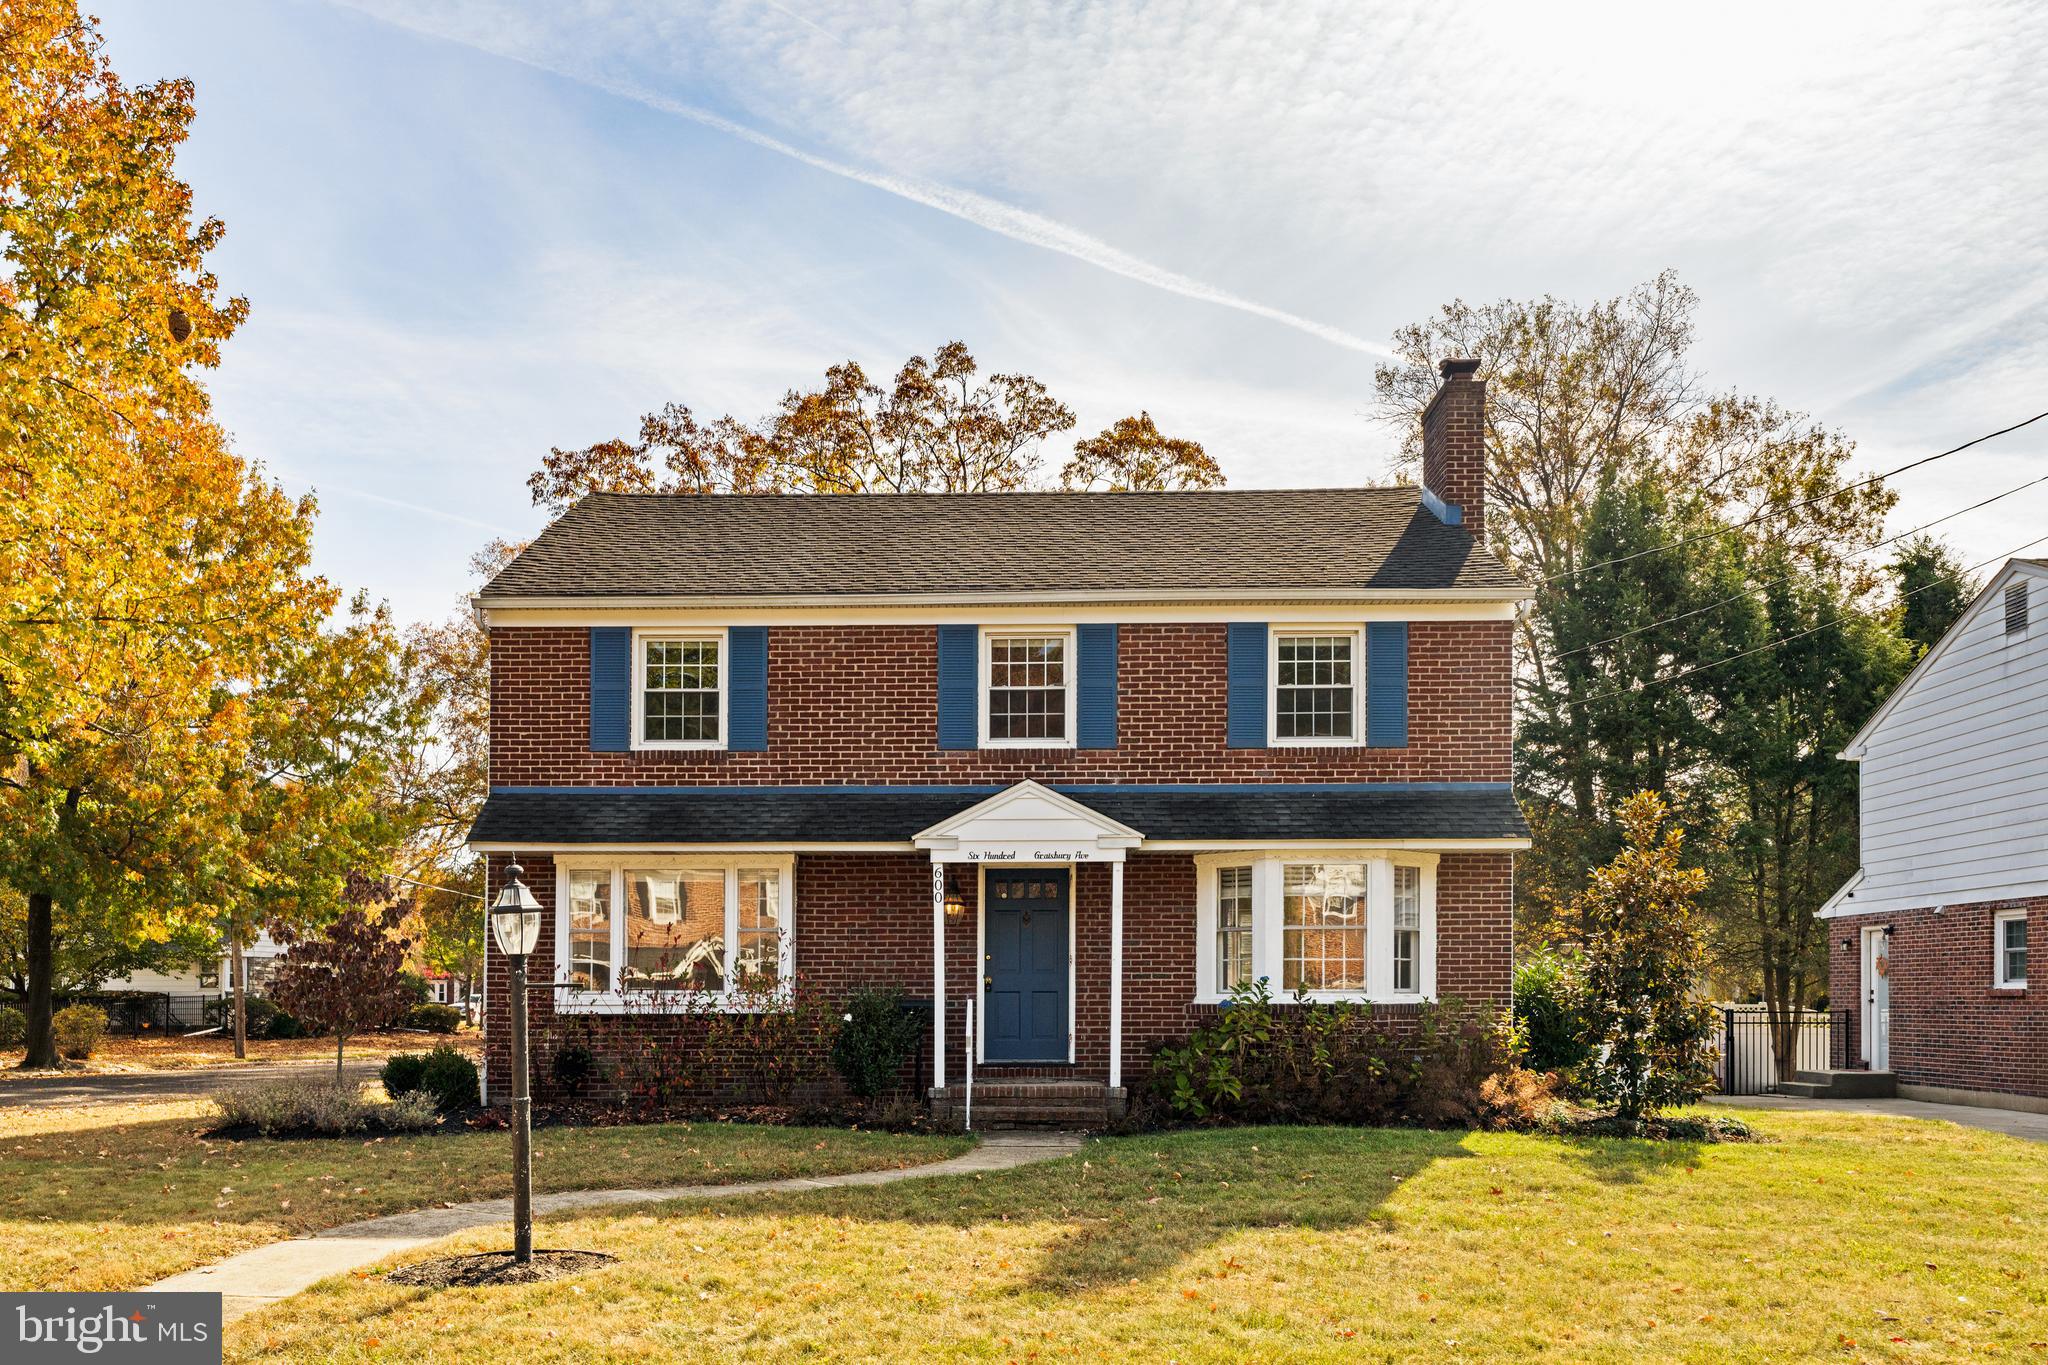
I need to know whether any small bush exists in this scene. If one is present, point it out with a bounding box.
[419,1045,480,1112]
[0,1005,25,1048]
[1513,949,1594,1079]
[382,1091,442,1132]
[398,971,433,1005]
[550,1043,602,1097]
[1476,1066,1563,1129]
[831,987,922,1100]
[402,1003,462,1034]
[381,1051,429,1099]
[217,1080,371,1135]
[52,1004,108,1059]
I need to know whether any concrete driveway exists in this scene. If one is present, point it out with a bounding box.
[1720,1092,2048,1143]
[0,1058,381,1109]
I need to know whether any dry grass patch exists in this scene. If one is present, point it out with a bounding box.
[237,1110,2046,1363]
[0,1098,969,1292]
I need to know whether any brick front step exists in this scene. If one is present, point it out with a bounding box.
[930,1080,1126,1129]
[1780,1069,1897,1099]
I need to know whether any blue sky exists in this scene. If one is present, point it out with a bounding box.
[96,0,2048,625]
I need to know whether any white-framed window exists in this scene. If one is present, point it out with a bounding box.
[1194,852,1437,1003]
[1216,865,1254,992]
[554,854,794,1011]
[633,629,726,749]
[1995,909,2028,988]
[1270,628,1363,745]
[981,628,1077,748]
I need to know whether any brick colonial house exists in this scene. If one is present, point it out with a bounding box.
[1816,558,2045,1111]
[469,359,1532,1122]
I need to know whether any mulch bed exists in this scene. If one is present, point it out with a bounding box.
[385,1250,615,1288]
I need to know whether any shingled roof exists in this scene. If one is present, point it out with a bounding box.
[468,784,1531,846]
[479,488,1527,602]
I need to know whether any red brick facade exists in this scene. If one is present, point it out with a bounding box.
[1828,898,2045,1101]
[482,850,1516,1105]
[488,620,1513,788]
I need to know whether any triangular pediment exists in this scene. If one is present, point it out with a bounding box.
[914,780,1143,857]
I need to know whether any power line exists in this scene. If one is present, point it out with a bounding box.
[1536,409,2048,587]
[1569,532,2048,708]
[1555,469,2048,660]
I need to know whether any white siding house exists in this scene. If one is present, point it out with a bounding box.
[1822,559,2048,920]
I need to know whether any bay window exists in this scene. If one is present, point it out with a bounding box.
[1195,853,1437,1002]
[555,855,793,1009]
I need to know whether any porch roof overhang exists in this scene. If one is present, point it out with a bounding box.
[467,781,1531,852]
[912,779,1142,863]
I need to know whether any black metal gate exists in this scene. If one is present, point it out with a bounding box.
[1718,1007,1852,1095]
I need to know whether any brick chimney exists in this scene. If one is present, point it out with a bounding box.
[1421,357,1485,540]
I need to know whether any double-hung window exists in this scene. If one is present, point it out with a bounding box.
[636,632,724,748]
[1271,630,1361,744]
[983,629,1075,747]
[1282,863,1368,992]
[1216,866,1254,992]
[557,856,793,1009]
[1197,854,1436,1002]
[1996,910,2028,988]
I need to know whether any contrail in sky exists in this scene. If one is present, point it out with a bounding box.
[339,5,1393,358]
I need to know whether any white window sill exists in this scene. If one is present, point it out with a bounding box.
[1192,992,1433,1007]
[553,989,790,1015]
[630,741,727,752]
[1992,982,2028,992]
[1268,737,1365,748]
[979,739,1077,750]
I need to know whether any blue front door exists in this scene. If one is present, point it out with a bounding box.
[983,870,1069,1062]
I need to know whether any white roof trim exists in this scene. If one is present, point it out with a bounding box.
[1839,559,2048,759]
[913,779,1144,852]
[1816,867,1865,919]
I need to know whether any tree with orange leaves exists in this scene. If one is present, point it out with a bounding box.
[531,341,1220,512]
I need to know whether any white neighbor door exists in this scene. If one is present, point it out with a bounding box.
[1861,927,1891,1071]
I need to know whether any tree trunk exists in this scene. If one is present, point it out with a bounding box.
[231,934,247,1059]
[20,891,59,1069]
[336,1031,345,1081]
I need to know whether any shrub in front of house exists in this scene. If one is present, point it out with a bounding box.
[402,1002,462,1034]
[831,986,923,1100]
[1512,948,1594,1084]
[419,1045,480,1111]
[215,1078,440,1136]
[549,1042,604,1097]
[52,1003,108,1059]
[1149,980,1539,1129]
[0,1005,25,1048]
[380,1050,430,1099]
[204,995,306,1040]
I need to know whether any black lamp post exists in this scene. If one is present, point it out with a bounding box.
[490,860,543,1264]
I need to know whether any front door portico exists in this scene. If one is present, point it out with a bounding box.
[915,780,1143,1093]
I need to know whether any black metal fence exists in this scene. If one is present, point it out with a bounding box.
[1716,1006,1853,1095]
[7,992,227,1037]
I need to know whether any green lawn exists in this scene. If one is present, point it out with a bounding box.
[0,1099,970,1293]
[235,1110,2045,1362]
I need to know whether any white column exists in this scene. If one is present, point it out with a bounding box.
[931,860,947,1091]
[1109,858,1126,1091]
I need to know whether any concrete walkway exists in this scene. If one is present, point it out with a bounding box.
[1720,1092,2048,1143]
[147,1130,1083,1324]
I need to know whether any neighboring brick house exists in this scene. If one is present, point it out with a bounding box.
[469,359,1532,1122]
[1818,558,2047,1111]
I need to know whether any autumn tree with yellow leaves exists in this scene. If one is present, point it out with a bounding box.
[0,2,422,1065]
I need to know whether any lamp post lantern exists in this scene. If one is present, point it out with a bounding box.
[490,860,543,1264]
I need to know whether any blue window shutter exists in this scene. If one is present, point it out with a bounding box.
[727,626,768,751]
[589,626,631,752]
[1366,622,1410,747]
[936,625,979,749]
[1226,622,1269,748]
[1076,624,1119,748]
